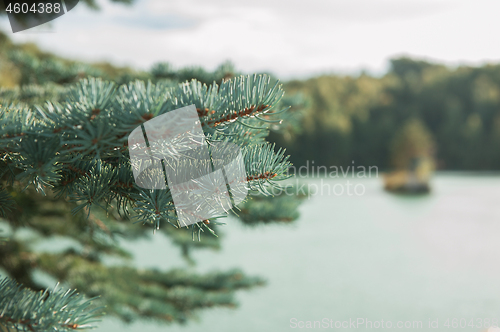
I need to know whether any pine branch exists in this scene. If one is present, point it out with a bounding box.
[0,75,292,233]
[0,277,103,332]
[243,143,292,195]
[0,14,308,332]
[7,50,104,86]
[37,253,264,324]
[237,187,308,225]
[0,189,15,217]
[0,83,68,106]
[0,72,307,328]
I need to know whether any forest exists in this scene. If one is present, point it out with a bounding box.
[272,58,500,171]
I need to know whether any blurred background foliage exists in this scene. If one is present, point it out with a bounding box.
[269,58,500,171]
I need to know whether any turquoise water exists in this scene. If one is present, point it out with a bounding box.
[95,174,500,332]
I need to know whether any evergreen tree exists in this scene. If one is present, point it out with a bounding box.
[0,37,305,330]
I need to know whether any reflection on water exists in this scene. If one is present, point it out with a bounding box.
[96,173,500,332]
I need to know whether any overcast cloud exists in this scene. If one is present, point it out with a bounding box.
[2,0,499,78]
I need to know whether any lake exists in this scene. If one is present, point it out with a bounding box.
[95,174,500,332]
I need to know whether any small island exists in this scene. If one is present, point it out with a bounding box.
[383,119,435,194]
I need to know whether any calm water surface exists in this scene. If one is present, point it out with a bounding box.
[95,174,500,332]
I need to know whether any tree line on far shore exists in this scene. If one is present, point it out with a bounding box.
[269,58,500,171]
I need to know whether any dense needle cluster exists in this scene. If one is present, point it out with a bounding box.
[0,66,306,330]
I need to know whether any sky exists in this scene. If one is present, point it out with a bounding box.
[2,0,500,79]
